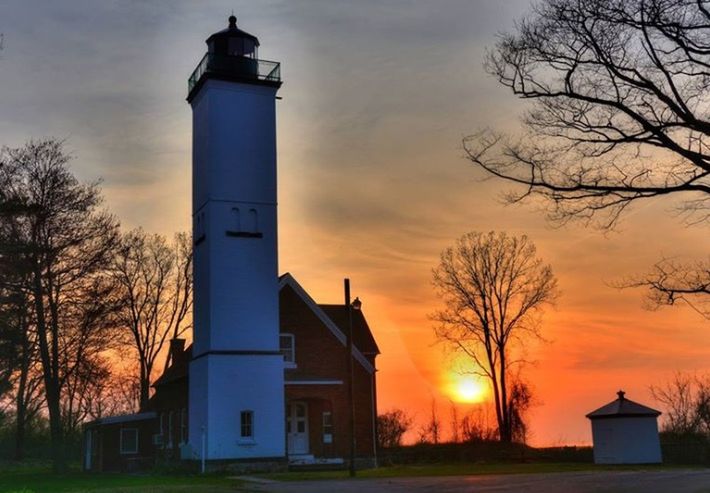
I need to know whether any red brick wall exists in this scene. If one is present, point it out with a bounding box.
[281,285,377,458]
[85,417,157,472]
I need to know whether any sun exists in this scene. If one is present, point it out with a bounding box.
[449,375,488,404]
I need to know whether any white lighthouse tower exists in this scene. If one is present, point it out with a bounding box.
[187,16,284,462]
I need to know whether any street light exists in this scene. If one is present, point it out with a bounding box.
[344,279,361,477]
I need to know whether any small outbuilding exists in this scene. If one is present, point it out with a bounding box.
[586,390,662,464]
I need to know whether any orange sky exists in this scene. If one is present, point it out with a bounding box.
[1,0,708,446]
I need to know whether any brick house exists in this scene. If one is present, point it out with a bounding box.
[83,273,379,472]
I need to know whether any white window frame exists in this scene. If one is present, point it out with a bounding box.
[240,410,254,440]
[280,333,296,368]
[119,428,139,455]
[322,411,333,444]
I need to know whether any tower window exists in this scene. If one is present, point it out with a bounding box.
[231,207,241,231]
[248,208,258,233]
[279,334,295,366]
[240,410,254,438]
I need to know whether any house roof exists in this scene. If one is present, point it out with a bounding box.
[586,391,661,419]
[153,273,380,388]
[318,305,380,356]
[86,411,157,427]
[152,346,192,388]
[278,273,377,374]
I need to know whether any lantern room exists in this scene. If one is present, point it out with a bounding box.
[187,15,281,100]
[206,15,260,59]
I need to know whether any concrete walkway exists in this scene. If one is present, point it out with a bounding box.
[245,469,710,493]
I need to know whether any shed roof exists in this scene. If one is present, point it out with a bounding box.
[586,391,661,419]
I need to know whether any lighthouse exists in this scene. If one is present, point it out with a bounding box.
[187,16,284,462]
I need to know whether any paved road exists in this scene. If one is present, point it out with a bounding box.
[246,470,710,493]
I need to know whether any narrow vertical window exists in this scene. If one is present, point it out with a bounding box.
[159,413,166,448]
[323,412,333,444]
[168,411,174,447]
[248,208,258,233]
[231,207,241,231]
[240,410,254,438]
[180,408,188,444]
[279,334,295,366]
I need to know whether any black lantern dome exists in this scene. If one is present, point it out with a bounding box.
[187,15,281,101]
[206,15,260,59]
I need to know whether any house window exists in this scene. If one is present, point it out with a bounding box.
[167,411,174,447]
[280,334,295,366]
[159,413,166,448]
[180,408,188,444]
[240,410,254,439]
[323,412,333,444]
[120,428,139,455]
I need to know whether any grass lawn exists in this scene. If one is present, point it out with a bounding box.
[0,464,247,493]
[258,461,703,482]
[1,461,703,492]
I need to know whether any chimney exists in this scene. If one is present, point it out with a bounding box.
[617,390,626,401]
[169,338,186,365]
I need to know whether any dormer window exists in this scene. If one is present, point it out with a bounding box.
[280,334,295,368]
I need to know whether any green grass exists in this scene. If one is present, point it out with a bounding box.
[0,465,246,493]
[1,461,705,492]
[258,462,705,481]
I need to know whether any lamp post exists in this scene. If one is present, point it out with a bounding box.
[344,279,361,477]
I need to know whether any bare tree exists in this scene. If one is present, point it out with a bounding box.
[432,231,557,443]
[417,399,442,444]
[650,372,710,435]
[465,0,710,311]
[377,408,413,449]
[112,229,192,409]
[461,405,498,442]
[508,380,533,444]
[449,401,460,443]
[0,139,120,471]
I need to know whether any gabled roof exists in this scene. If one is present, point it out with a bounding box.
[279,273,377,374]
[152,273,379,388]
[586,391,661,419]
[318,305,380,355]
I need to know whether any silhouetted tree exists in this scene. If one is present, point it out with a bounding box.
[112,229,192,409]
[417,399,441,444]
[432,232,557,443]
[377,409,413,449]
[461,405,498,442]
[508,380,533,444]
[449,401,460,443]
[466,0,710,314]
[651,372,710,435]
[0,139,120,471]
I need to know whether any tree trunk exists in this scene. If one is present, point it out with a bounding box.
[498,350,512,443]
[14,319,29,461]
[139,359,151,411]
[32,265,66,473]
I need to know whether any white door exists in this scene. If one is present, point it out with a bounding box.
[287,402,309,455]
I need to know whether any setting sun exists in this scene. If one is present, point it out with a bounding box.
[449,376,488,404]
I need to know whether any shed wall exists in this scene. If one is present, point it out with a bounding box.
[591,416,662,464]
